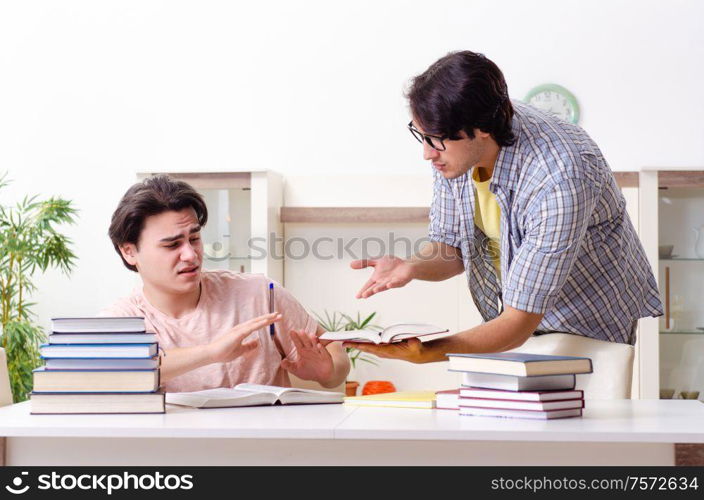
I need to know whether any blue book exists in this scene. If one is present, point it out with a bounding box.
[446,352,593,376]
[39,343,158,359]
[44,357,159,370]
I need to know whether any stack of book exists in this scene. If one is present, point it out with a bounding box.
[30,317,165,414]
[447,352,593,420]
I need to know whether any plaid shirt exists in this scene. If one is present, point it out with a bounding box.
[429,101,663,345]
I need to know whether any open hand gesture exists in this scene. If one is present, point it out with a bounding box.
[350,256,414,299]
[281,329,334,382]
[208,312,281,363]
[342,338,425,363]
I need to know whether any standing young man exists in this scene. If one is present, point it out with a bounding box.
[349,51,662,365]
[102,175,349,392]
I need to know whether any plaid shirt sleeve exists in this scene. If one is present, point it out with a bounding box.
[503,177,600,314]
[428,170,462,248]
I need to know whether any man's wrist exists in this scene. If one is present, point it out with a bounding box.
[417,342,444,363]
[404,258,419,281]
[417,334,460,363]
[317,372,340,388]
[203,342,219,365]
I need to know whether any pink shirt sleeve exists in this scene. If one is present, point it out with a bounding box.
[271,280,319,359]
[97,298,142,318]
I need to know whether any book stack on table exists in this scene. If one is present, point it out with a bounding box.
[30,317,165,414]
[446,352,593,419]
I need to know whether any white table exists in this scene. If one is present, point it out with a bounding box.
[1,400,703,465]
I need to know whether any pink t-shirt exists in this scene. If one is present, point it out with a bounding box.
[99,270,318,393]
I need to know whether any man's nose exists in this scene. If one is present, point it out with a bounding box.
[422,141,439,161]
[181,241,197,261]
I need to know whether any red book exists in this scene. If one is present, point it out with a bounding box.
[459,396,584,412]
[460,406,583,420]
[460,387,583,402]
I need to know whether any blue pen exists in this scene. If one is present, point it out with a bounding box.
[269,282,275,336]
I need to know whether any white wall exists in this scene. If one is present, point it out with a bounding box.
[1,1,702,388]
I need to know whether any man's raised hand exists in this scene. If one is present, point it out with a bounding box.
[350,256,414,299]
[207,312,281,363]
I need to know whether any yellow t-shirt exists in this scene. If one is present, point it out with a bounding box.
[472,168,501,279]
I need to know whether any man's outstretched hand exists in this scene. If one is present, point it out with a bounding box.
[350,256,414,299]
[342,338,427,363]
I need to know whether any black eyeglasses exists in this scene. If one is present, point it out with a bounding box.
[407,121,448,151]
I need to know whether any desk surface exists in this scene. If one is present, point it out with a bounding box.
[1,400,703,443]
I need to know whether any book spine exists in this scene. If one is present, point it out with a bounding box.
[157,352,162,390]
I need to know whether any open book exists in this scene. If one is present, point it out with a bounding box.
[165,383,344,408]
[320,323,449,344]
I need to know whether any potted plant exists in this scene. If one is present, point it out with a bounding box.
[313,310,379,396]
[0,173,78,402]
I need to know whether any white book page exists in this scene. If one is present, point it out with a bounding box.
[234,383,289,397]
[320,324,448,344]
[319,330,381,343]
[235,384,343,405]
[235,383,334,397]
[380,324,449,343]
[165,388,275,407]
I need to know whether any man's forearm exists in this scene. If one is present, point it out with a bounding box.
[319,344,350,388]
[316,325,350,388]
[160,345,214,384]
[408,241,464,281]
[420,307,543,362]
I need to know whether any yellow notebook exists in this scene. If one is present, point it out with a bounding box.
[344,391,436,409]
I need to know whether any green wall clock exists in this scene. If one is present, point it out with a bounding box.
[524,83,580,124]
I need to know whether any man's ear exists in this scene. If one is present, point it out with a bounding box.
[119,243,138,267]
[474,128,492,140]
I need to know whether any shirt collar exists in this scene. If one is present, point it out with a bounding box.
[490,100,524,192]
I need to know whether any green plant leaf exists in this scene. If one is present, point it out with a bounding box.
[314,309,382,369]
[0,172,78,402]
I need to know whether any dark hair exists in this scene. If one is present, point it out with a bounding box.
[109,175,208,272]
[406,51,516,147]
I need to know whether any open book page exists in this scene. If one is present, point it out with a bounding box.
[320,323,449,344]
[235,383,328,397]
[165,387,277,408]
[235,383,344,405]
[380,324,449,343]
[318,329,381,343]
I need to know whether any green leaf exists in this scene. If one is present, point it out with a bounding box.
[314,309,382,369]
[0,171,78,402]
[2,320,44,402]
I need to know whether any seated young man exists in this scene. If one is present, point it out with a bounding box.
[101,175,349,393]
